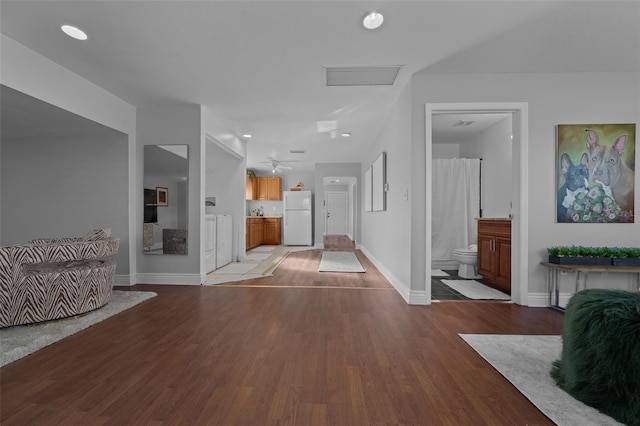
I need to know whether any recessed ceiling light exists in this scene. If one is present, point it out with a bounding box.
[341,132,352,137]
[362,11,384,30]
[61,24,88,40]
[243,134,252,139]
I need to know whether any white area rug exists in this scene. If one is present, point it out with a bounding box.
[431,269,449,277]
[1,290,157,367]
[441,279,510,300]
[319,251,365,273]
[245,253,271,261]
[214,263,257,274]
[460,334,622,426]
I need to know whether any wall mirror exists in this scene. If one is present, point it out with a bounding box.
[143,145,189,254]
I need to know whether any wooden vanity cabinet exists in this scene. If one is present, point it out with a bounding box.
[476,219,512,294]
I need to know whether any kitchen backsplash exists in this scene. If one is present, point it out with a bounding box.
[248,200,283,216]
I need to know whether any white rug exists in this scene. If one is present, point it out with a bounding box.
[214,262,257,274]
[460,334,622,426]
[431,269,449,277]
[441,279,510,300]
[0,290,157,367]
[319,251,365,273]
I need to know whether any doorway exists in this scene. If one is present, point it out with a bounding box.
[322,176,357,242]
[326,191,348,235]
[425,102,529,306]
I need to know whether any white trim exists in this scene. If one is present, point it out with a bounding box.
[527,292,551,308]
[314,243,325,249]
[136,273,202,285]
[409,290,429,305]
[114,274,135,286]
[359,245,414,304]
[425,102,529,306]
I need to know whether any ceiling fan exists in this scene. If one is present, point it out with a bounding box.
[260,158,295,173]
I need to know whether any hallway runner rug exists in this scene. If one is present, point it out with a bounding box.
[441,279,510,300]
[319,251,366,273]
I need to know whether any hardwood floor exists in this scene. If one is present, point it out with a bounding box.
[1,238,564,425]
[323,235,356,251]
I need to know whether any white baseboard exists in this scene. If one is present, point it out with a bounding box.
[114,274,135,286]
[358,245,419,304]
[135,273,202,285]
[314,243,324,249]
[409,290,429,305]
[526,292,550,307]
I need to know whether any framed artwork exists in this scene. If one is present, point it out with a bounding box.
[556,123,635,223]
[364,166,372,212]
[156,187,169,206]
[372,152,387,212]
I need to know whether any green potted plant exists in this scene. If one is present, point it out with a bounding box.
[611,247,640,267]
[547,245,613,265]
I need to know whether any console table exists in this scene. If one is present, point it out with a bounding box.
[541,262,640,310]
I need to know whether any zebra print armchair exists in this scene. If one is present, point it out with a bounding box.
[0,229,119,327]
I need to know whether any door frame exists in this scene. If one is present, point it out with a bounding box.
[425,102,529,306]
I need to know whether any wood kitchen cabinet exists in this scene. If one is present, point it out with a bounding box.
[246,218,264,250]
[246,175,257,200]
[476,219,512,294]
[256,177,282,201]
[262,218,281,245]
[246,217,281,249]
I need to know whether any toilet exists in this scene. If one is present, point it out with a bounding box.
[453,244,481,279]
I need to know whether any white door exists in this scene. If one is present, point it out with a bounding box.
[326,191,348,235]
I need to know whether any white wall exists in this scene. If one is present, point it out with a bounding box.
[201,111,247,267]
[2,135,130,274]
[137,105,202,282]
[411,71,640,303]
[1,34,137,284]
[460,117,513,218]
[359,83,415,303]
[432,143,461,159]
[205,139,245,262]
[314,163,361,248]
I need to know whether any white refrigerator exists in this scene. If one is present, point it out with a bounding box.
[283,190,312,246]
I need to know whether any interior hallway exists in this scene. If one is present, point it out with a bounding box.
[206,235,361,286]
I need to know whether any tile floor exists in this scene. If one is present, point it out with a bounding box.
[431,269,472,301]
[205,244,314,284]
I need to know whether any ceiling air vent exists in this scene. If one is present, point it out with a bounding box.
[289,150,306,154]
[453,120,474,127]
[325,65,402,86]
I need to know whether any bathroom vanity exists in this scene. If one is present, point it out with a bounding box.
[476,218,512,294]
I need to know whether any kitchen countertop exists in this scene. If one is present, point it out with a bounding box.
[246,215,282,218]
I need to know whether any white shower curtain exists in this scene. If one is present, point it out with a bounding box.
[431,158,481,268]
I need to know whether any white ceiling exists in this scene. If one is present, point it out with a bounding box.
[1,1,638,172]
